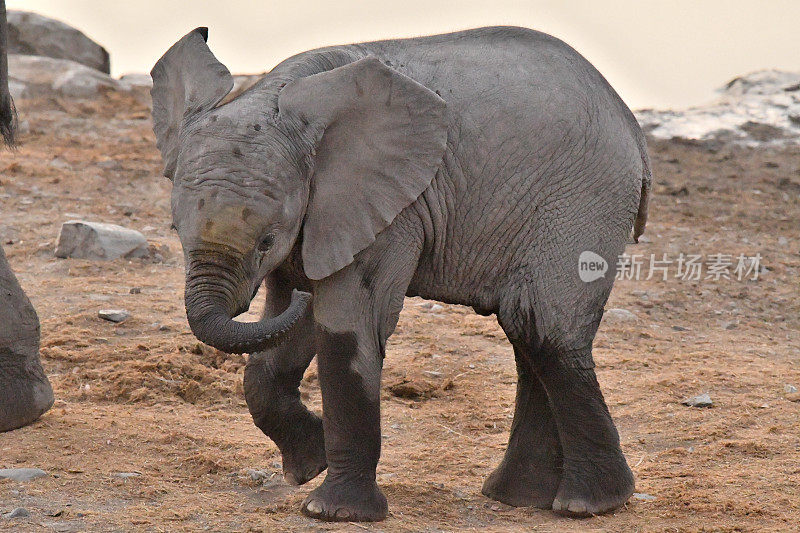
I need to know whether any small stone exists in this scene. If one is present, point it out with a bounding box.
[0,468,48,482]
[420,301,444,312]
[3,508,30,519]
[785,384,797,393]
[113,472,141,479]
[672,325,689,331]
[98,309,129,323]
[604,308,638,322]
[246,469,269,482]
[423,370,443,378]
[722,321,738,330]
[633,493,656,501]
[129,287,142,294]
[682,393,713,408]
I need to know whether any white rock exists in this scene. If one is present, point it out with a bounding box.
[785,384,798,393]
[117,73,152,90]
[0,468,48,482]
[3,507,30,519]
[9,55,119,99]
[636,70,800,147]
[682,393,713,408]
[98,309,130,323]
[8,10,110,73]
[113,472,141,479]
[55,220,148,260]
[604,308,638,322]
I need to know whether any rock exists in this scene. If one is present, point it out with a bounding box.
[8,11,110,73]
[419,301,444,312]
[636,70,800,147]
[682,393,713,408]
[245,469,270,482]
[9,55,119,100]
[633,493,657,501]
[117,73,154,109]
[2,507,30,519]
[604,308,638,322]
[0,468,48,482]
[98,309,130,323]
[672,325,690,331]
[785,384,798,393]
[113,472,141,479]
[55,221,148,260]
[117,73,152,90]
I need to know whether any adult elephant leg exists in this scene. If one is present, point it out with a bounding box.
[536,347,634,516]
[301,219,421,522]
[482,343,563,508]
[0,245,54,432]
[243,271,325,485]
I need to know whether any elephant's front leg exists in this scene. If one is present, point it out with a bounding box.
[302,325,387,521]
[301,228,419,522]
[243,272,326,485]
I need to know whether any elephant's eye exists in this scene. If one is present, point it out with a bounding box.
[258,234,275,253]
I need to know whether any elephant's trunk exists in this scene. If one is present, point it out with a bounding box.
[184,254,311,354]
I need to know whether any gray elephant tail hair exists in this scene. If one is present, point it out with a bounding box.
[632,141,651,243]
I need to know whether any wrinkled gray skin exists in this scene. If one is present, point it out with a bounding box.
[0,0,55,432]
[151,26,651,522]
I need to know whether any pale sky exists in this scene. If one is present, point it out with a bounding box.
[7,0,800,110]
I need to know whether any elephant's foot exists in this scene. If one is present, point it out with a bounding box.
[278,413,327,485]
[482,458,561,508]
[0,360,54,433]
[551,454,634,517]
[301,473,388,522]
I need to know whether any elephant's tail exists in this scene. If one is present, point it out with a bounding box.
[632,139,651,243]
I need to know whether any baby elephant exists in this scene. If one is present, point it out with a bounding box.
[150,26,650,521]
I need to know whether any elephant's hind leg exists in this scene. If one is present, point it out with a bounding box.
[482,320,563,507]
[243,272,326,485]
[536,347,634,517]
[493,285,634,516]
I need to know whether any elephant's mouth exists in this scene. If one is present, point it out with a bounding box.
[184,252,311,354]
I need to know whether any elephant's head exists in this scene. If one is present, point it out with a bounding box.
[150,28,447,353]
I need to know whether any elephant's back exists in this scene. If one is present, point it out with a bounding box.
[364,28,647,309]
[358,26,641,141]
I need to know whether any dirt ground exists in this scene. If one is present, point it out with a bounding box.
[1,91,798,532]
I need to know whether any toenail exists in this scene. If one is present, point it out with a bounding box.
[305,500,323,514]
[334,508,351,519]
[552,498,564,511]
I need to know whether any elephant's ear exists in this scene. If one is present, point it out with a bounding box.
[150,28,233,179]
[278,57,447,280]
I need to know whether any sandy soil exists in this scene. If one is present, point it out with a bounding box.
[1,91,798,532]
